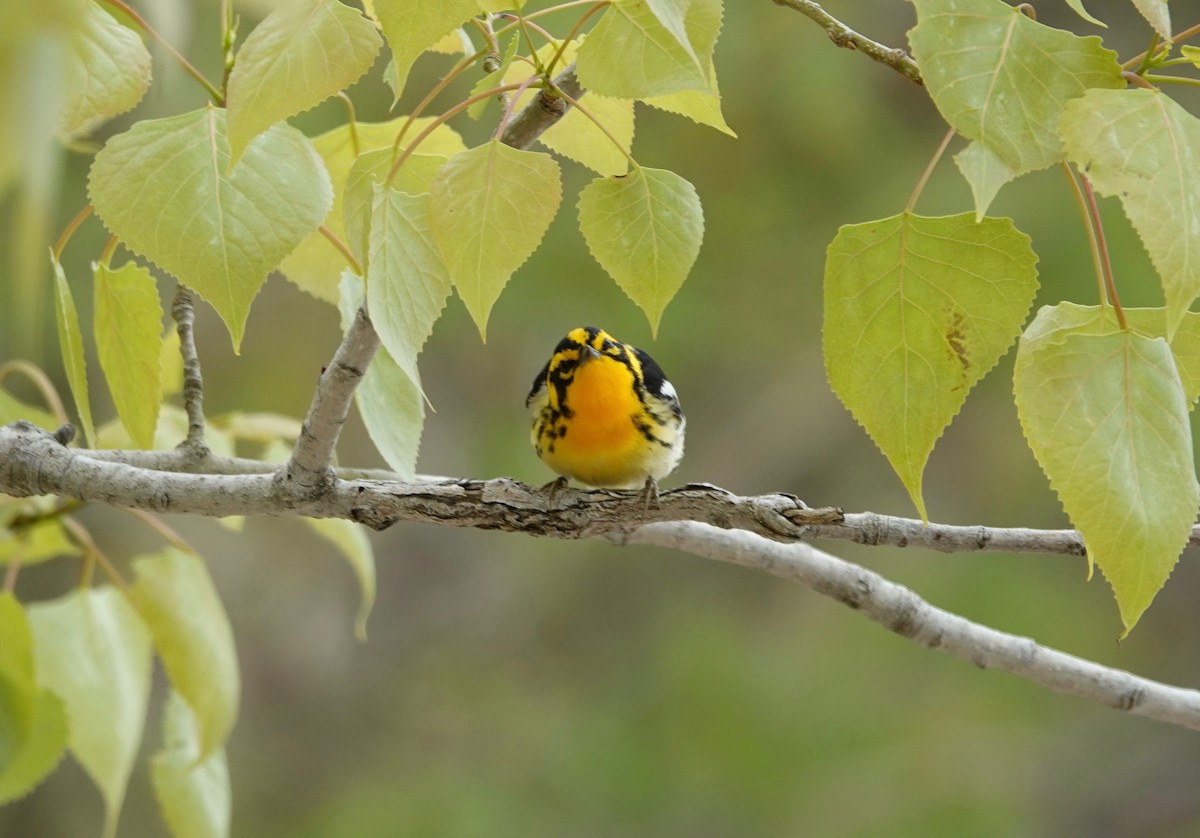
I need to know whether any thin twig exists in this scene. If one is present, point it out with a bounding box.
[98,0,224,103]
[772,0,923,85]
[172,285,209,451]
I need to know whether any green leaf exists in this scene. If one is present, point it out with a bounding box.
[280,117,464,302]
[50,251,96,446]
[577,167,703,336]
[1062,0,1106,27]
[60,0,152,139]
[339,272,424,478]
[226,0,381,164]
[372,0,479,101]
[0,517,80,566]
[367,186,451,396]
[344,150,447,263]
[94,261,164,450]
[429,141,562,339]
[640,0,733,136]
[467,33,519,121]
[503,40,635,176]
[161,328,183,397]
[954,141,1018,220]
[824,212,1039,520]
[151,691,231,838]
[88,107,333,351]
[908,0,1123,178]
[1183,45,1200,68]
[1014,305,1198,634]
[577,0,710,99]
[131,548,239,762]
[1131,0,1170,40]
[307,517,377,642]
[0,593,68,806]
[1061,89,1200,340]
[28,588,152,838]
[0,388,58,431]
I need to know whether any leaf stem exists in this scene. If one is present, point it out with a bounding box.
[1061,162,1110,315]
[390,48,490,161]
[64,517,132,595]
[98,0,224,104]
[492,74,544,142]
[318,225,364,276]
[0,361,70,426]
[1082,173,1127,330]
[337,93,360,157]
[52,204,94,261]
[552,85,637,170]
[121,508,196,554]
[523,0,605,21]
[1143,74,1200,88]
[905,126,955,213]
[98,235,119,269]
[1123,23,1200,69]
[386,83,527,187]
[545,1,610,78]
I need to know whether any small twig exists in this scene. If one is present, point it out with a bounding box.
[772,0,923,85]
[172,285,209,451]
[500,64,582,149]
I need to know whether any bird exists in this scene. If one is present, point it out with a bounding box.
[526,326,685,492]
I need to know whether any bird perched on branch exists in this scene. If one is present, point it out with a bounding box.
[526,326,685,493]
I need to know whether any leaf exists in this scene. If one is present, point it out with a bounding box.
[28,588,152,838]
[372,0,479,101]
[60,0,152,139]
[1131,0,1170,40]
[1062,0,1106,27]
[577,166,703,336]
[640,0,734,136]
[50,251,96,446]
[307,517,377,642]
[1014,305,1198,633]
[954,141,1018,220]
[88,107,333,351]
[94,261,164,450]
[502,40,635,176]
[279,116,464,302]
[824,212,1039,520]
[1061,89,1200,340]
[131,549,239,762]
[0,593,68,806]
[339,272,424,478]
[0,388,58,431]
[344,150,447,263]
[161,328,183,397]
[226,0,382,164]
[1183,45,1200,68]
[908,0,1123,178]
[151,691,231,838]
[429,141,562,339]
[0,518,80,566]
[576,0,710,99]
[367,186,451,396]
[467,33,519,121]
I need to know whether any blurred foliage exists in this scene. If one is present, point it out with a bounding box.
[4,0,1200,835]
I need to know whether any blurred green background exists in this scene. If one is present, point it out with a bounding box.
[4,0,1200,835]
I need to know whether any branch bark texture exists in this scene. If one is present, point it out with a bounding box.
[773,0,923,84]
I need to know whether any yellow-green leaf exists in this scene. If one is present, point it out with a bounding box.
[132,549,239,762]
[1061,89,1200,339]
[1014,305,1198,634]
[50,251,95,446]
[280,117,464,302]
[372,0,479,101]
[0,388,58,432]
[502,40,635,176]
[824,213,1039,520]
[307,517,377,642]
[577,166,703,336]
[151,691,231,838]
[94,261,164,450]
[226,0,382,164]
[88,107,333,351]
[0,517,80,566]
[0,593,68,806]
[28,588,151,838]
[640,0,734,136]
[161,328,183,397]
[1062,0,1106,27]
[577,0,710,99]
[344,150,447,263]
[429,142,562,339]
[339,272,424,478]
[909,0,1123,178]
[367,186,451,396]
[60,0,152,139]
[954,141,1018,220]
[1131,0,1170,40]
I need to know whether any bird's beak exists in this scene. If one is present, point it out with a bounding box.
[578,344,602,366]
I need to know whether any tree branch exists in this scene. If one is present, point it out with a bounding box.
[772,0,923,85]
[171,285,207,454]
[279,62,586,497]
[4,419,1198,731]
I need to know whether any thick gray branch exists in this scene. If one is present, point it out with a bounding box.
[500,65,582,150]
[773,0,923,85]
[171,285,207,452]
[4,420,1199,732]
[631,523,1200,731]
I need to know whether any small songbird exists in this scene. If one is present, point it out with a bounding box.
[526,326,685,490]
